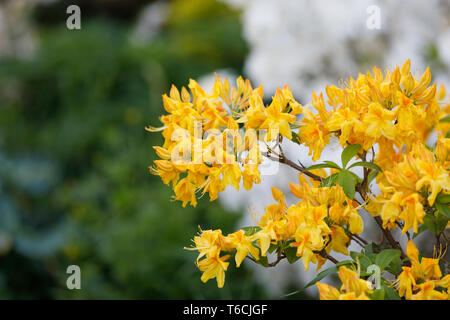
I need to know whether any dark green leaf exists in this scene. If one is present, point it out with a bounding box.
[439,115,450,123]
[285,246,301,264]
[336,170,356,199]
[348,161,382,172]
[436,193,450,204]
[268,243,278,254]
[305,163,339,171]
[255,255,269,267]
[283,261,354,297]
[424,214,448,235]
[367,170,379,185]
[368,288,385,300]
[242,226,262,236]
[383,284,401,300]
[375,249,401,271]
[386,258,403,276]
[319,173,339,187]
[323,161,342,170]
[349,171,363,183]
[435,201,450,218]
[341,144,362,168]
[291,131,302,145]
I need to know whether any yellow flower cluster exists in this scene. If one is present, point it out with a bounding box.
[317,266,372,300]
[149,60,450,298]
[367,140,450,233]
[395,241,449,300]
[322,60,441,156]
[186,228,260,288]
[188,177,365,285]
[148,76,302,207]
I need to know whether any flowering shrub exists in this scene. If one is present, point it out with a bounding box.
[148,60,450,300]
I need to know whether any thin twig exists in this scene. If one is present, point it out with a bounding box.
[262,151,323,182]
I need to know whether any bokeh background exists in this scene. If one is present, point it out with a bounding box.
[0,0,268,299]
[0,0,449,299]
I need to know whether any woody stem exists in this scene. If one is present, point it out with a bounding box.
[356,186,407,260]
[261,152,323,182]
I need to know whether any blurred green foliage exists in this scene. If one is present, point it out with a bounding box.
[0,0,267,299]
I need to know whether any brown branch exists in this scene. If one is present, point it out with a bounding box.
[356,184,407,261]
[319,250,339,264]
[247,253,286,268]
[262,151,323,182]
[352,233,369,246]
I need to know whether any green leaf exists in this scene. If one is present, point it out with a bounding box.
[349,171,363,184]
[364,242,380,255]
[348,161,382,172]
[336,170,356,199]
[367,170,379,185]
[424,214,448,235]
[375,249,401,271]
[383,285,401,300]
[242,226,262,236]
[268,243,278,254]
[285,246,301,264]
[386,258,403,276]
[350,251,373,271]
[305,163,339,171]
[341,144,362,168]
[436,193,450,204]
[439,115,450,123]
[319,173,339,187]
[291,131,302,145]
[435,201,450,218]
[283,261,354,297]
[368,288,385,300]
[255,255,269,267]
[323,161,342,170]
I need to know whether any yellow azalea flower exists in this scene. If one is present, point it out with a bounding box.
[201,167,223,202]
[227,230,260,267]
[291,225,325,270]
[411,281,448,300]
[258,187,287,227]
[236,93,267,129]
[338,292,371,300]
[338,266,372,297]
[395,241,448,299]
[396,267,416,299]
[435,134,450,164]
[399,193,425,234]
[242,163,261,191]
[415,158,450,206]
[436,275,450,289]
[420,257,442,280]
[173,177,198,208]
[197,247,230,288]
[259,89,297,140]
[357,102,396,140]
[326,107,361,145]
[149,160,180,186]
[317,266,372,300]
[253,226,277,257]
[327,226,350,255]
[220,162,242,191]
[317,283,341,300]
[298,107,329,161]
[158,62,450,299]
[188,229,230,262]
